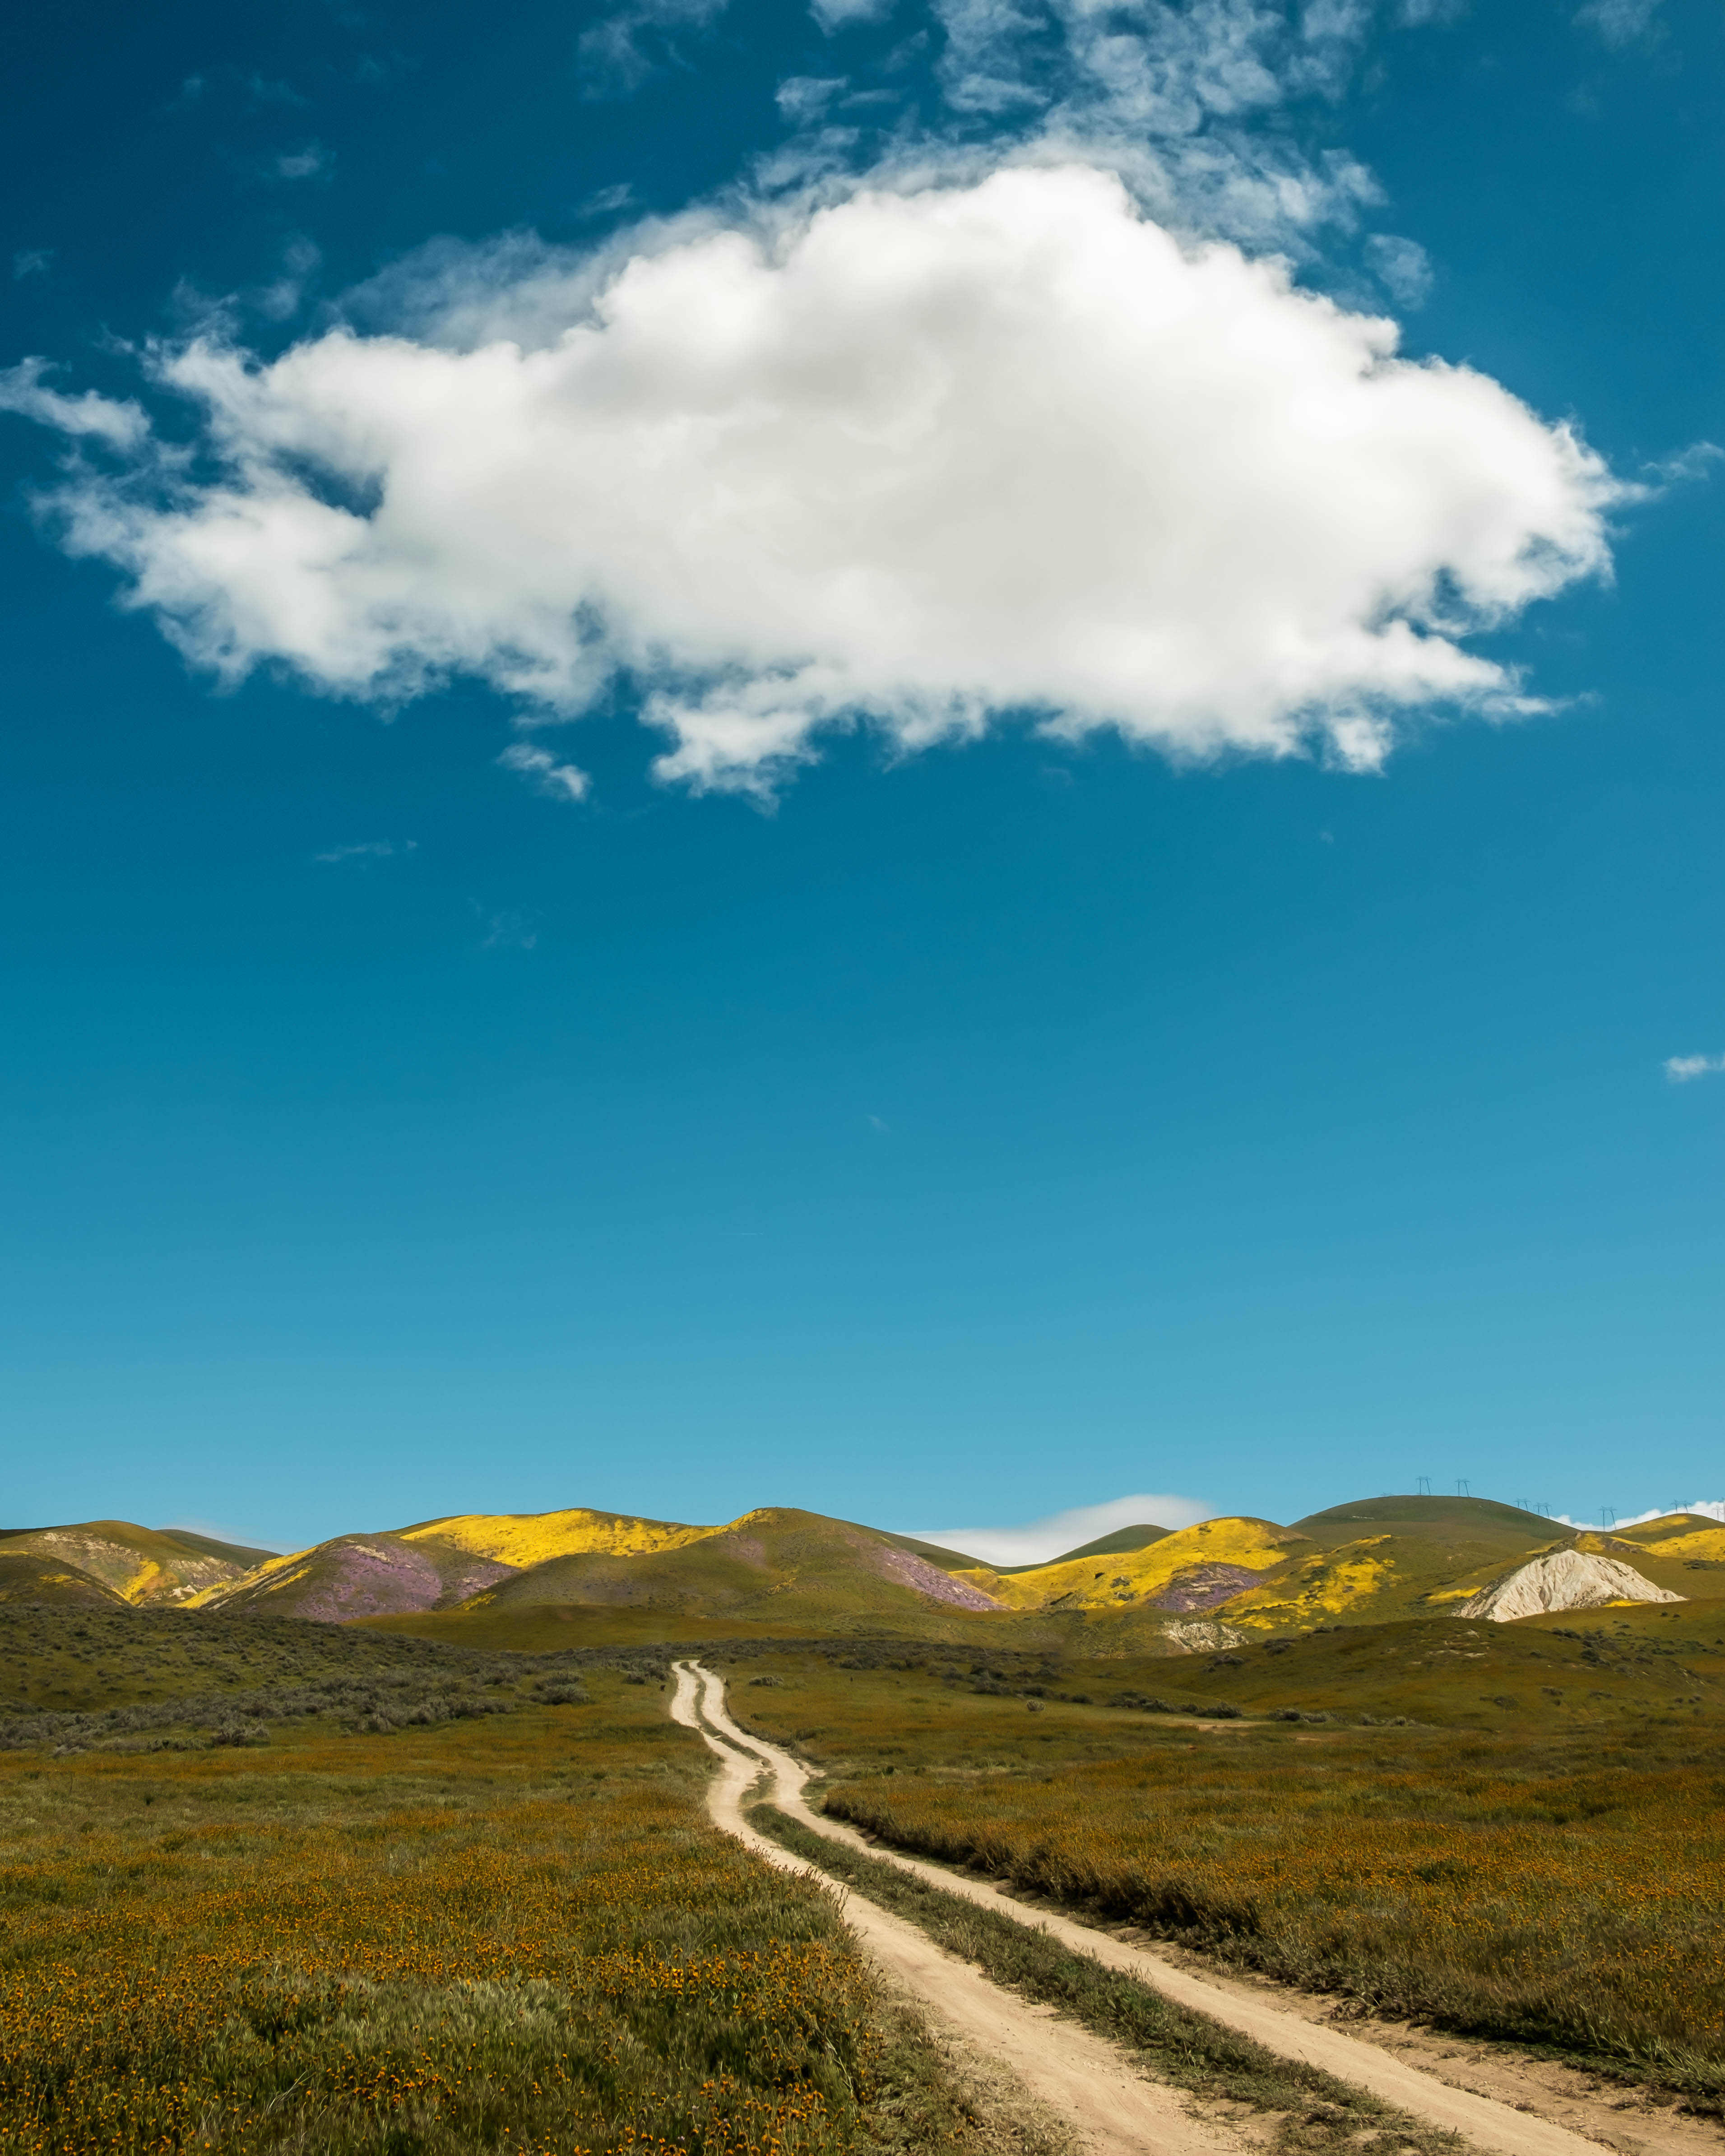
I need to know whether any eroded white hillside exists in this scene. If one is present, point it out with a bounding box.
[1459,1549,1682,1622]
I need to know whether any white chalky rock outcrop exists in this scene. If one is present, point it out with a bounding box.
[1459,1549,1683,1622]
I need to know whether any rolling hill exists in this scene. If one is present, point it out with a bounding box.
[468,1508,1001,1625]
[186,1505,714,1621]
[956,1516,1308,1615]
[0,1521,275,1607]
[187,1504,1003,1628]
[0,1549,130,1608]
[9,1495,1718,1651]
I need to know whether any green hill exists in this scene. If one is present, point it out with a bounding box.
[1063,1592,1725,1727]
[472,1508,1005,1629]
[193,1530,524,1622]
[1291,1495,1558,1548]
[1013,1523,1172,1572]
[8,1493,1705,1655]
[0,1521,268,1606]
[875,1531,989,1573]
[0,1550,129,1609]
[190,1505,724,1621]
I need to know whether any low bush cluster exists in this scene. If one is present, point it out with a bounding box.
[1,1671,519,1754]
[1113,1694,1243,1718]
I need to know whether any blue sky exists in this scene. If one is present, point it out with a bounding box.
[1,0,1721,1555]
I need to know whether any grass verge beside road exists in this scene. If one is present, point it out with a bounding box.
[723,1645,1725,2105]
[749,1802,1462,2156]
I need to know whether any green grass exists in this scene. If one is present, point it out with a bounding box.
[715,1603,1725,1737]
[0,1668,1034,2156]
[749,1803,1463,2156]
[716,1646,1725,2100]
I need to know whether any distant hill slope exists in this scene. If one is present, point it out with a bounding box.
[23,1493,1709,1647]
[1025,1523,1172,1569]
[189,1533,523,1622]
[957,1516,1307,1614]
[190,1504,723,1621]
[877,1522,1174,1577]
[154,1527,278,1567]
[875,1531,990,1573]
[0,1550,130,1608]
[470,1509,1002,1625]
[943,1498,1700,1642]
[191,1505,1002,1627]
[0,1521,264,1606]
[395,1508,713,1567]
[1182,1495,1586,1638]
[1291,1496,1559,1549]
[1610,1515,1725,1596]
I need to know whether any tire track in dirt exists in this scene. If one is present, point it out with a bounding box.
[680,1660,1616,2156]
[670,1659,1248,2156]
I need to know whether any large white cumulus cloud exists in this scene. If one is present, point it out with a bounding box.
[7,165,1619,790]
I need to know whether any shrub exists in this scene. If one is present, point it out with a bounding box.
[210,1718,270,1748]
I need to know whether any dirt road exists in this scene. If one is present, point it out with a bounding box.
[670,1659,1245,2156]
[674,1658,1621,2156]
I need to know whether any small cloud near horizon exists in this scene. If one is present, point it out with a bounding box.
[1554,1498,1725,1530]
[903,1491,1214,1568]
[1666,1052,1725,1082]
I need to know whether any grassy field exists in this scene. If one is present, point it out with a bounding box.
[0,1649,1032,2156]
[748,1804,1466,2156]
[722,1625,1725,2101]
[9,1595,1725,2150]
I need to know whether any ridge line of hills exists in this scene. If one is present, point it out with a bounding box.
[4,1495,1722,1653]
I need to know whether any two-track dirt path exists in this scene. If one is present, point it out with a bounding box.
[671,1659,1244,2156]
[672,1658,1632,2156]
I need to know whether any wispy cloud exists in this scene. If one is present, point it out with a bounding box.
[479,909,538,950]
[313,839,415,863]
[776,76,849,123]
[499,742,591,801]
[0,358,148,450]
[272,142,334,182]
[904,1491,1215,1567]
[810,0,897,32]
[171,69,305,115]
[577,0,730,97]
[12,248,52,282]
[255,237,321,322]
[577,182,637,219]
[1666,1052,1725,1083]
[1574,0,1661,47]
[1363,233,1432,309]
[1644,441,1723,486]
